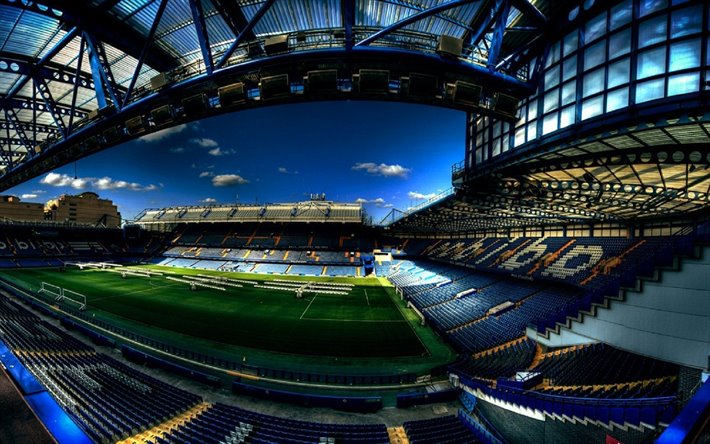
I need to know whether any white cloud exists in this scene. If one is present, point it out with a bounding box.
[190,137,219,148]
[31,190,46,194]
[169,147,185,153]
[408,191,437,200]
[138,124,189,143]
[277,167,299,175]
[199,171,214,178]
[352,162,411,178]
[200,198,217,203]
[40,173,159,192]
[208,147,236,156]
[212,174,249,187]
[21,193,38,199]
[355,197,388,207]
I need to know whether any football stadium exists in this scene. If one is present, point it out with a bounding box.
[0,1,708,443]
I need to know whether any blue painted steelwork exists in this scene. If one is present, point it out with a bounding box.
[32,76,67,137]
[84,32,121,110]
[355,0,481,47]
[189,0,214,75]
[122,0,169,107]
[486,0,510,70]
[215,0,278,69]
[656,377,710,444]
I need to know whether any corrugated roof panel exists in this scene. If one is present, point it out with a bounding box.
[48,36,83,70]
[155,0,193,36]
[0,6,23,50]
[402,3,479,38]
[4,11,61,58]
[160,25,200,61]
[0,73,21,95]
[204,13,236,51]
[35,27,69,60]
[113,0,155,23]
[125,0,160,37]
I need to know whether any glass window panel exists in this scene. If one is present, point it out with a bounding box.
[563,32,578,57]
[610,0,633,30]
[671,6,702,38]
[668,72,699,95]
[528,99,538,120]
[608,58,630,88]
[559,105,575,128]
[636,78,666,102]
[639,0,667,17]
[561,81,576,106]
[609,29,631,59]
[637,47,667,79]
[516,105,526,127]
[544,88,559,113]
[585,13,607,44]
[584,41,606,71]
[542,113,559,135]
[547,41,561,67]
[563,56,577,81]
[639,15,668,48]
[545,64,561,89]
[583,68,605,97]
[606,87,629,112]
[514,127,525,147]
[581,96,604,120]
[527,122,537,141]
[669,39,701,71]
[493,121,502,137]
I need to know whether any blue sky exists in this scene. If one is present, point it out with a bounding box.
[7,101,465,223]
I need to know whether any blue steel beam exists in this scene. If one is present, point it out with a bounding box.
[189,0,214,74]
[215,0,277,69]
[84,32,121,110]
[0,54,97,91]
[511,0,546,25]
[342,0,355,50]
[356,0,480,47]
[3,98,88,119]
[486,0,510,69]
[211,0,263,56]
[33,77,67,137]
[68,35,86,134]
[4,109,32,157]
[123,0,169,107]
[0,27,79,109]
[0,121,61,136]
[0,0,177,72]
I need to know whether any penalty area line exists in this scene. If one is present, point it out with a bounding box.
[299,295,317,319]
[364,289,370,306]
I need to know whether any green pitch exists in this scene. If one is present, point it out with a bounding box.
[1,265,455,376]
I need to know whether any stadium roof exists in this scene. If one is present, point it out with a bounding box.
[135,200,363,225]
[0,0,553,189]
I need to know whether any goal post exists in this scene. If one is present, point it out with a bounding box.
[38,282,62,300]
[62,288,87,311]
[39,282,87,310]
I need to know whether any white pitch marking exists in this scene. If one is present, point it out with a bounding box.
[299,295,318,319]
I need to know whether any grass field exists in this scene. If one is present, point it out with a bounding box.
[0,265,455,376]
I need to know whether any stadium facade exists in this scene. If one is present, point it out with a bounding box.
[0,1,708,444]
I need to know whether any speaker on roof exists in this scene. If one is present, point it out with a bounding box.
[264,34,289,55]
[437,35,463,58]
[492,92,519,117]
[150,73,170,91]
[259,74,289,99]
[357,69,389,94]
[406,73,438,97]
[307,70,338,94]
[182,93,209,115]
[102,126,121,144]
[453,80,482,106]
[125,116,146,135]
[151,105,174,125]
[218,82,245,107]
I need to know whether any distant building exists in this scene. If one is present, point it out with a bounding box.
[45,192,121,227]
[0,195,46,222]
